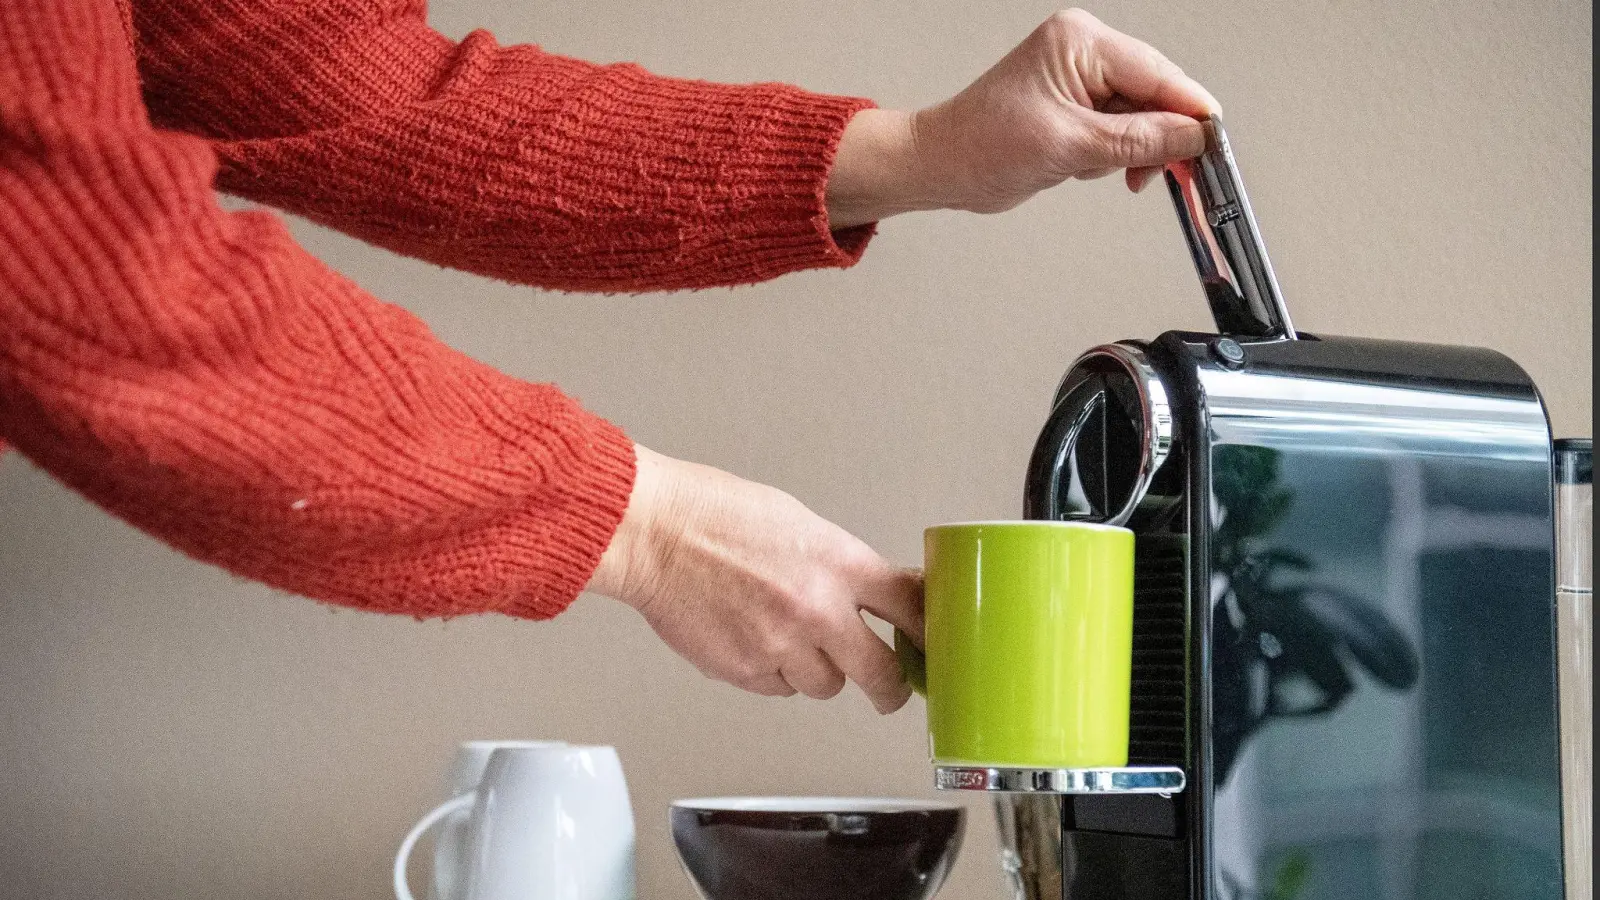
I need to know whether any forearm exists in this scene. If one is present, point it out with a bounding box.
[2,2,635,618]
[134,0,876,292]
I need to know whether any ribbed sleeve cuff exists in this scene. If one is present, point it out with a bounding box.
[495,408,636,620]
[533,65,879,288]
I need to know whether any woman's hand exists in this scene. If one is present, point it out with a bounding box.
[826,8,1220,228]
[587,446,923,713]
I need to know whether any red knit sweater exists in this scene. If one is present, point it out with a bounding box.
[0,0,874,619]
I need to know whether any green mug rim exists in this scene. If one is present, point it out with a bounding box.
[924,520,1131,534]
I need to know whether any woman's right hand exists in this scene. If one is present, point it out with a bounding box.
[587,445,923,714]
[826,8,1220,228]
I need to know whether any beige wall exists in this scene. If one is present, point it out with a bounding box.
[0,1,1590,898]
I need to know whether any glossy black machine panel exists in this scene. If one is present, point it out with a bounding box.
[1017,117,1566,899]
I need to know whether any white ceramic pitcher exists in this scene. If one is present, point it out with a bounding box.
[427,741,569,900]
[395,744,636,900]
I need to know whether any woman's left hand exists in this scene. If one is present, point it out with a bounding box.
[587,445,924,714]
[826,8,1220,228]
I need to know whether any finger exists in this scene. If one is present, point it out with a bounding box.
[855,565,925,649]
[1088,21,1220,118]
[1078,109,1208,170]
[780,649,848,700]
[737,671,798,698]
[1073,167,1118,182]
[826,616,913,714]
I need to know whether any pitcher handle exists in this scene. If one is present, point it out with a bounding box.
[394,793,475,900]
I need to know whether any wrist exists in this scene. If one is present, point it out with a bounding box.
[825,108,942,229]
[588,444,674,610]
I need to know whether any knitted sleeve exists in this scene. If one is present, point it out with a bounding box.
[130,0,877,291]
[0,0,636,620]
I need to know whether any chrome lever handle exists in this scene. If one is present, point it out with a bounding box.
[1163,115,1296,341]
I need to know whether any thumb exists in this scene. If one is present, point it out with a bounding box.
[857,565,924,648]
[1079,110,1208,170]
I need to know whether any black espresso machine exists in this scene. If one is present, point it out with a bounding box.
[932,116,1583,900]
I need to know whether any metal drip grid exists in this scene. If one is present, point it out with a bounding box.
[934,764,1185,795]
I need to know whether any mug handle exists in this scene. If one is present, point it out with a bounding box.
[894,628,927,697]
[394,793,475,900]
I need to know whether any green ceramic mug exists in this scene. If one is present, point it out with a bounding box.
[897,521,1135,768]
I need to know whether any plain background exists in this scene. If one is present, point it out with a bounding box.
[1,1,1590,898]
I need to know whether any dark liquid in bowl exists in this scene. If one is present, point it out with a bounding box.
[670,804,964,900]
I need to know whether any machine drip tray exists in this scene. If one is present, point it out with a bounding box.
[934,765,1185,795]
